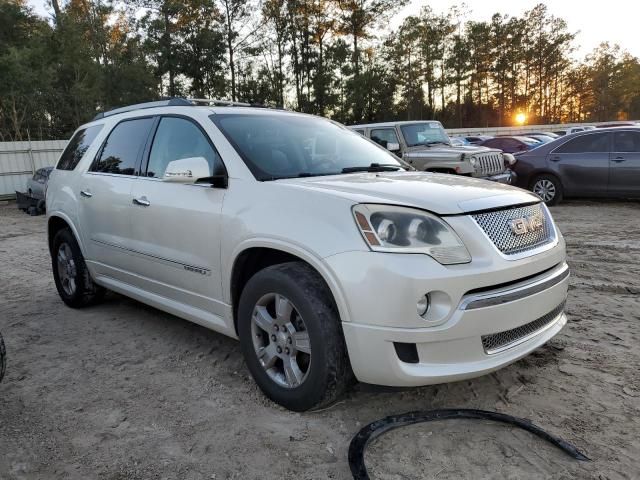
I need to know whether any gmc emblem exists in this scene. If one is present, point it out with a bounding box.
[509,213,544,236]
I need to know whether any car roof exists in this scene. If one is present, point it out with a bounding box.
[79,103,313,132]
[85,98,295,125]
[349,120,442,129]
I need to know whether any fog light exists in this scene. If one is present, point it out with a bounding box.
[417,294,430,317]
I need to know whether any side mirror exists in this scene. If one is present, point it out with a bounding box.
[163,157,211,184]
[386,142,400,152]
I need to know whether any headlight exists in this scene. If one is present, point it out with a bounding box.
[503,153,517,166]
[468,156,477,167]
[352,204,471,265]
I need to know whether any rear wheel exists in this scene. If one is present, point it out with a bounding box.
[52,228,105,308]
[531,174,563,206]
[237,262,351,411]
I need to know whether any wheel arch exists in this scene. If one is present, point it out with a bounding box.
[529,170,564,190]
[228,240,351,335]
[47,213,85,256]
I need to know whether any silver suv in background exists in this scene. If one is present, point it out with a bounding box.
[350,121,516,184]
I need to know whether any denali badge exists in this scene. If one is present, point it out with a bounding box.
[184,264,210,276]
[510,213,544,236]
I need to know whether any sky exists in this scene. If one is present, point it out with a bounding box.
[27,0,640,60]
[392,0,640,60]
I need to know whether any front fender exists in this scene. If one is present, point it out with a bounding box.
[225,237,352,324]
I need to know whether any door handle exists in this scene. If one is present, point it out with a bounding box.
[132,196,150,207]
[550,156,561,162]
[80,190,92,198]
[612,157,626,163]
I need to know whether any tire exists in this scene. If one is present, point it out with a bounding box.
[51,228,105,308]
[531,174,563,206]
[0,332,6,384]
[237,262,351,411]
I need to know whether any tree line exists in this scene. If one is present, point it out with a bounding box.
[1,0,639,141]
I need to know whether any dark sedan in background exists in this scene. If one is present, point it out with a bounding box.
[464,135,493,145]
[480,136,541,153]
[513,127,640,205]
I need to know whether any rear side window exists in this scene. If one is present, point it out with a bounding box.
[56,125,103,170]
[146,117,225,178]
[613,131,640,152]
[555,133,610,153]
[91,118,155,175]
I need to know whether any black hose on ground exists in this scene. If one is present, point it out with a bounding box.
[0,332,5,383]
[348,408,590,480]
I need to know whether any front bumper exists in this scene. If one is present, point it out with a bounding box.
[324,229,568,387]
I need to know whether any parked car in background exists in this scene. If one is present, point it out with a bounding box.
[526,131,560,139]
[526,134,556,144]
[553,126,592,136]
[26,166,53,199]
[464,135,493,145]
[450,136,470,146]
[350,121,515,183]
[514,127,640,205]
[46,98,568,411]
[596,122,637,129]
[480,136,541,154]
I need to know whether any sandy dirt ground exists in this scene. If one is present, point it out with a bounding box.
[0,200,639,480]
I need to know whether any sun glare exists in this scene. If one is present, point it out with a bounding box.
[515,113,527,125]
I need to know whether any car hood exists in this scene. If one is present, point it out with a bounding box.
[277,172,539,215]
[406,144,497,154]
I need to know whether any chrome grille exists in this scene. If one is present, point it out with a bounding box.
[472,203,553,255]
[473,152,504,176]
[482,301,565,354]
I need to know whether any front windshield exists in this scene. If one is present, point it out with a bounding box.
[211,113,403,180]
[400,123,450,147]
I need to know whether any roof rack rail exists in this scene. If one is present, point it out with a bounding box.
[187,98,253,107]
[91,97,280,121]
[92,98,192,120]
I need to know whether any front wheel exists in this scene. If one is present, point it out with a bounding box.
[237,262,351,411]
[531,174,563,206]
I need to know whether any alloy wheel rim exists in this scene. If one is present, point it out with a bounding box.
[57,242,77,296]
[533,179,556,202]
[250,293,311,389]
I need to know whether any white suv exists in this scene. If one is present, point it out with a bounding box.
[46,99,569,411]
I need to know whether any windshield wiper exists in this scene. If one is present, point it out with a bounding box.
[264,172,341,181]
[341,163,402,173]
[424,141,450,146]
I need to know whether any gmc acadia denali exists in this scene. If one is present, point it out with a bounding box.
[46,98,569,411]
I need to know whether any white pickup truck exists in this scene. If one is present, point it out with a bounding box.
[46,99,568,411]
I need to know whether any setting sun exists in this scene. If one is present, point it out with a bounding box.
[515,112,527,125]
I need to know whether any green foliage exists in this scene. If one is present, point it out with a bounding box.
[0,0,639,141]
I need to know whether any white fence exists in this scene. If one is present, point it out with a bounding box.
[0,140,67,199]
